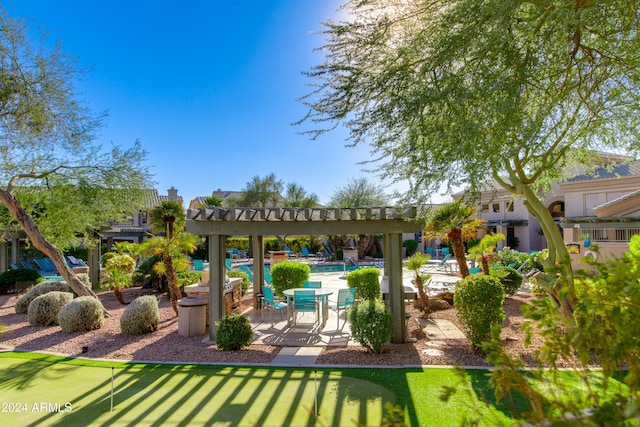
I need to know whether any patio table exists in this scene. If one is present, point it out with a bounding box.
[283,288,334,325]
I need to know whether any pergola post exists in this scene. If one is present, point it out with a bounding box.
[252,235,264,308]
[0,241,7,272]
[208,234,228,341]
[387,232,407,344]
[11,235,19,265]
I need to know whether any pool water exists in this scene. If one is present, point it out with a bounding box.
[241,262,382,274]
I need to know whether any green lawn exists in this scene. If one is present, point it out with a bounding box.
[0,351,516,426]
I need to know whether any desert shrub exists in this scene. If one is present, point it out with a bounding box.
[0,269,42,295]
[455,274,505,349]
[75,273,92,289]
[58,296,105,333]
[490,266,524,295]
[346,267,381,301]
[15,281,73,314]
[120,295,160,335]
[215,313,253,350]
[402,239,419,257]
[348,300,393,354]
[227,270,249,295]
[497,248,526,267]
[27,291,74,326]
[271,261,310,297]
[525,248,548,272]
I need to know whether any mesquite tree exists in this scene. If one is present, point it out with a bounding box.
[0,10,152,301]
[300,0,640,316]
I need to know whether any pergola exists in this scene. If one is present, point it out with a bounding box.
[186,206,424,344]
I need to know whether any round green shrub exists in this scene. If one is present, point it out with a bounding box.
[15,281,73,314]
[346,267,381,301]
[120,295,160,335]
[490,266,524,295]
[0,269,42,295]
[271,261,310,297]
[226,270,249,295]
[348,300,393,354]
[455,274,505,349]
[215,313,253,350]
[402,239,419,257]
[58,296,105,333]
[27,291,74,326]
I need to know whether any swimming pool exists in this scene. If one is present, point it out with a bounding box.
[241,262,382,274]
[308,263,381,273]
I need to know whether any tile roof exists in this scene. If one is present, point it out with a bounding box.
[565,161,640,183]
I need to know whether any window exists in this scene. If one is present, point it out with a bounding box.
[492,203,500,213]
[575,227,640,242]
[481,203,489,213]
[506,201,514,212]
[584,194,600,214]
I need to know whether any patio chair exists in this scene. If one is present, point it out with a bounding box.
[292,289,319,325]
[192,259,204,271]
[426,247,435,258]
[469,267,482,274]
[441,247,450,257]
[262,286,287,325]
[226,258,233,270]
[331,287,356,329]
[264,272,273,285]
[301,247,312,258]
[303,281,322,289]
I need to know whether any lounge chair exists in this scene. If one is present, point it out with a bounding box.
[192,259,204,271]
[239,265,254,283]
[423,253,453,273]
[34,258,56,273]
[301,247,312,258]
[284,247,298,258]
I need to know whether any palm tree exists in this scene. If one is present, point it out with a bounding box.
[282,182,319,208]
[141,232,198,316]
[423,201,485,278]
[404,252,431,312]
[468,233,506,274]
[225,173,284,207]
[149,200,186,239]
[201,195,223,207]
[329,177,390,259]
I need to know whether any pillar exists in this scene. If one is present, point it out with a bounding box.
[252,235,264,308]
[387,233,406,344]
[208,234,227,341]
[0,242,7,273]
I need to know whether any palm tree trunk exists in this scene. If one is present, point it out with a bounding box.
[481,256,490,275]
[113,287,127,305]
[449,228,470,277]
[163,255,182,316]
[415,274,430,313]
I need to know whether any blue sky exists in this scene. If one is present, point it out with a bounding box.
[6,1,419,207]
